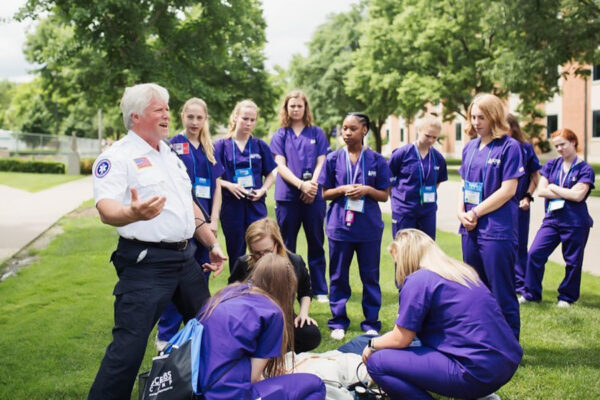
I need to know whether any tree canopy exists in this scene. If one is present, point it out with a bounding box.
[10,0,275,137]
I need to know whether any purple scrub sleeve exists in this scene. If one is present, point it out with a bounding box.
[367,270,522,399]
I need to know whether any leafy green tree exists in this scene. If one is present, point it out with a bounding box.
[288,2,390,151]
[16,0,275,136]
[0,80,17,128]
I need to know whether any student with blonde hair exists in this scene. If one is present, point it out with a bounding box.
[270,90,330,302]
[156,97,226,349]
[388,113,448,239]
[228,218,321,353]
[197,254,326,399]
[362,229,522,400]
[214,100,277,269]
[457,93,524,338]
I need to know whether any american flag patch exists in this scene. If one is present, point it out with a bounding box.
[174,142,190,155]
[134,157,152,169]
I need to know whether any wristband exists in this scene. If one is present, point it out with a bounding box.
[368,338,377,351]
[471,208,480,218]
[524,192,534,202]
[208,242,220,251]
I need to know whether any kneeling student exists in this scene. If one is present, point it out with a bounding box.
[229,218,321,353]
[362,229,522,400]
[198,254,326,400]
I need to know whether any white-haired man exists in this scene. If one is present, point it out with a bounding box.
[88,83,226,399]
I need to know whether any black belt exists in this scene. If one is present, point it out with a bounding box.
[120,237,190,251]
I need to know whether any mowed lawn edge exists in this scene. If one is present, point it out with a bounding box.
[0,200,599,399]
[0,171,84,192]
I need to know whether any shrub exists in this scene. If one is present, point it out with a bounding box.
[80,158,95,175]
[0,158,66,174]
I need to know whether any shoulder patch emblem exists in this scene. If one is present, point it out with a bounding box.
[95,159,111,178]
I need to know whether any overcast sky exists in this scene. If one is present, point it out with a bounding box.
[0,0,356,83]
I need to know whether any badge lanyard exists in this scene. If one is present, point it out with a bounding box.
[186,136,212,185]
[555,157,577,188]
[466,139,495,187]
[232,137,253,172]
[345,147,365,186]
[413,143,437,190]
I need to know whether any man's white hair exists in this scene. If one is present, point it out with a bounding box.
[120,83,169,129]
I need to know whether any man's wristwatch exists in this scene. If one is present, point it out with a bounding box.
[208,242,221,251]
[368,338,377,352]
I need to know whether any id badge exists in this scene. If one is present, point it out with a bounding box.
[463,180,483,205]
[345,210,355,226]
[547,199,565,212]
[420,185,436,204]
[302,170,313,181]
[234,168,255,188]
[345,197,365,213]
[194,177,211,199]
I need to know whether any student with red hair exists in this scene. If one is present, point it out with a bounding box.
[520,129,595,307]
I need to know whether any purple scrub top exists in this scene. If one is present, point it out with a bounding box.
[458,135,524,240]
[197,284,284,399]
[214,136,277,201]
[270,126,329,202]
[515,142,541,200]
[170,133,225,212]
[318,147,392,242]
[389,143,448,213]
[540,157,595,228]
[395,269,523,384]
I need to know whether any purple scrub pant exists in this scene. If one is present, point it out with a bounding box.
[328,239,381,332]
[522,223,590,303]
[367,347,513,400]
[514,208,531,293]
[157,240,210,341]
[462,234,520,339]
[392,211,436,240]
[276,199,328,295]
[251,373,326,400]
[220,197,268,272]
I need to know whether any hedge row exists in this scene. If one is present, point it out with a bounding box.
[0,158,66,174]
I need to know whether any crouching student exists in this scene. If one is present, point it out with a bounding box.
[228,217,321,353]
[318,112,391,340]
[363,229,522,400]
[197,254,326,400]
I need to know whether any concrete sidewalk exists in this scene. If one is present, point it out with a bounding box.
[381,180,599,276]
[0,176,94,264]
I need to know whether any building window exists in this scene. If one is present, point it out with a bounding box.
[400,128,404,142]
[593,65,600,81]
[455,122,462,141]
[546,115,558,138]
[593,110,600,138]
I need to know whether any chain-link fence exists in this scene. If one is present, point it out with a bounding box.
[0,130,102,158]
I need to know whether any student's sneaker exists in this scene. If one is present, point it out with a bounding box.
[517,295,529,304]
[557,300,571,308]
[316,294,329,303]
[365,329,378,336]
[330,329,345,340]
[477,393,501,400]
[155,334,168,352]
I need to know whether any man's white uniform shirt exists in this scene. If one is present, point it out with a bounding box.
[93,130,195,242]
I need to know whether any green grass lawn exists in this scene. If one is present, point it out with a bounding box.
[0,171,83,192]
[0,197,599,399]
